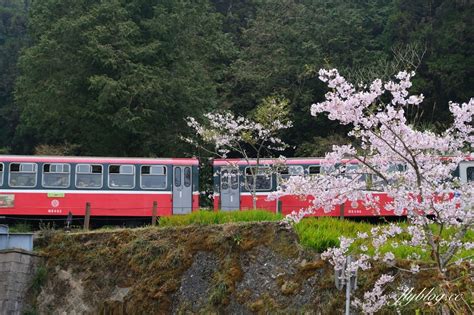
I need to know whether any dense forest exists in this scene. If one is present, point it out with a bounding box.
[0,0,472,158]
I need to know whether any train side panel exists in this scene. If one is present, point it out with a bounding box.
[212,158,413,217]
[0,156,200,217]
[0,190,173,217]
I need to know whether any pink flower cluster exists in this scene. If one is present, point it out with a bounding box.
[352,274,396,314]
[185,111,292,158]
[280,69,473,311]
[280,70,473,254]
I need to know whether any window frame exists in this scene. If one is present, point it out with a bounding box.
[183,167,191,188]
[364,173,384,191]
[230,168,239,190]
[308,165,321,176]
[244,166,273,191]
[388,163,407,173]
[108,164,135,190]
[75,164,103,189]
[279,165,304,176]
[42,163,71,189]
[220,168,230,190]
[467,166,474,182]
[140,165,168,190]
[277,165,304,184]
[0,162,3,187]
[174,167,182,187]
[9,162,38,188]
[220,168,240,191]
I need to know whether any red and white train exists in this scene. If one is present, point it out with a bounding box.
[0,156,200,219]
[212,157,474,217]
[0,155,472,220]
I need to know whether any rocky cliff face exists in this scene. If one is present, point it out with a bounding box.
[28,222,342,314]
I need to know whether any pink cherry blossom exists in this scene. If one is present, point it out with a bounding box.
[280,69,473,311]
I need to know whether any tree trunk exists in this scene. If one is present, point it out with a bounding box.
[252,172,257,210]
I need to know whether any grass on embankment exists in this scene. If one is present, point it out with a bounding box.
[159,210,474,262]
[158,210,283,226]
[294,216,473,261]
[7,222,32,233]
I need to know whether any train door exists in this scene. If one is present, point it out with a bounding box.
[459,161,474,183]
[173,166,192,214]
[220,167,240,211]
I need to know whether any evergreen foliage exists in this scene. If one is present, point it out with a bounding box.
[0,0,470,157]
[0,0,29,152]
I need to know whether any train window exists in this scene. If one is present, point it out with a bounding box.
[281,166,303,176]
[289,165,304,176]
[245,167,272,191]
[109,165,135,189]
[278,165,304,183]
[42,163,70,188]
[230,169,239,189]
[385,163,407,185]
[184,167,191,187]
[220,169,229,190]
[175,167,181,187]
[221,168,239,190]
[9,163,37,187]
[76,164,103,188]
[339,164,367,184]
[279,168,289,176]
[341,164,364,181]
[0,163,3,186]
[388,163,407,172]
[365,173,384,190]
[141,165,167,189]
[345,164,359,172]
[467,167,474,182]
[308,165,321,176]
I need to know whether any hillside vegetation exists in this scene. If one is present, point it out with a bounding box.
[1,0,472,156]
[26,213,473,314]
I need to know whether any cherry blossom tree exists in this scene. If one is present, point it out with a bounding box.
[277,69,473,313]
[185,96,292,209]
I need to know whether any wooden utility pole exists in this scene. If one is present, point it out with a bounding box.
[84,202,91,230]
[152,201,158,225]
[339,203,345,219]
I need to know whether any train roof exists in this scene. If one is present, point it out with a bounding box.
[213,158,328,166]
[213,154,474,166]
[0,155,199,166]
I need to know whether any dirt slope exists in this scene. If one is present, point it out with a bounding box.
[27,222,341,314]
[27,222,473,314]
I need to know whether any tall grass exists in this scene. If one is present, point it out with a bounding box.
[159,212,473,261]
[8,222,32,233]
[295,218,474,260]
[159,210,283,227]
[294,217,374,252]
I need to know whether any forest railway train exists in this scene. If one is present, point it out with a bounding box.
[0,155,473,222]
[0,156,200,220]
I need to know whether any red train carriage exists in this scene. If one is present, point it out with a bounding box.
[212,158,474,217]
[0,156,199,218]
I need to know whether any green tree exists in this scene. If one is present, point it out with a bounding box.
[385,0,474,123]
[7,0,473,159]
[0,0,30,152]
[15,0,234,156]
[185,96,292,209]
[228,0,393,155]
